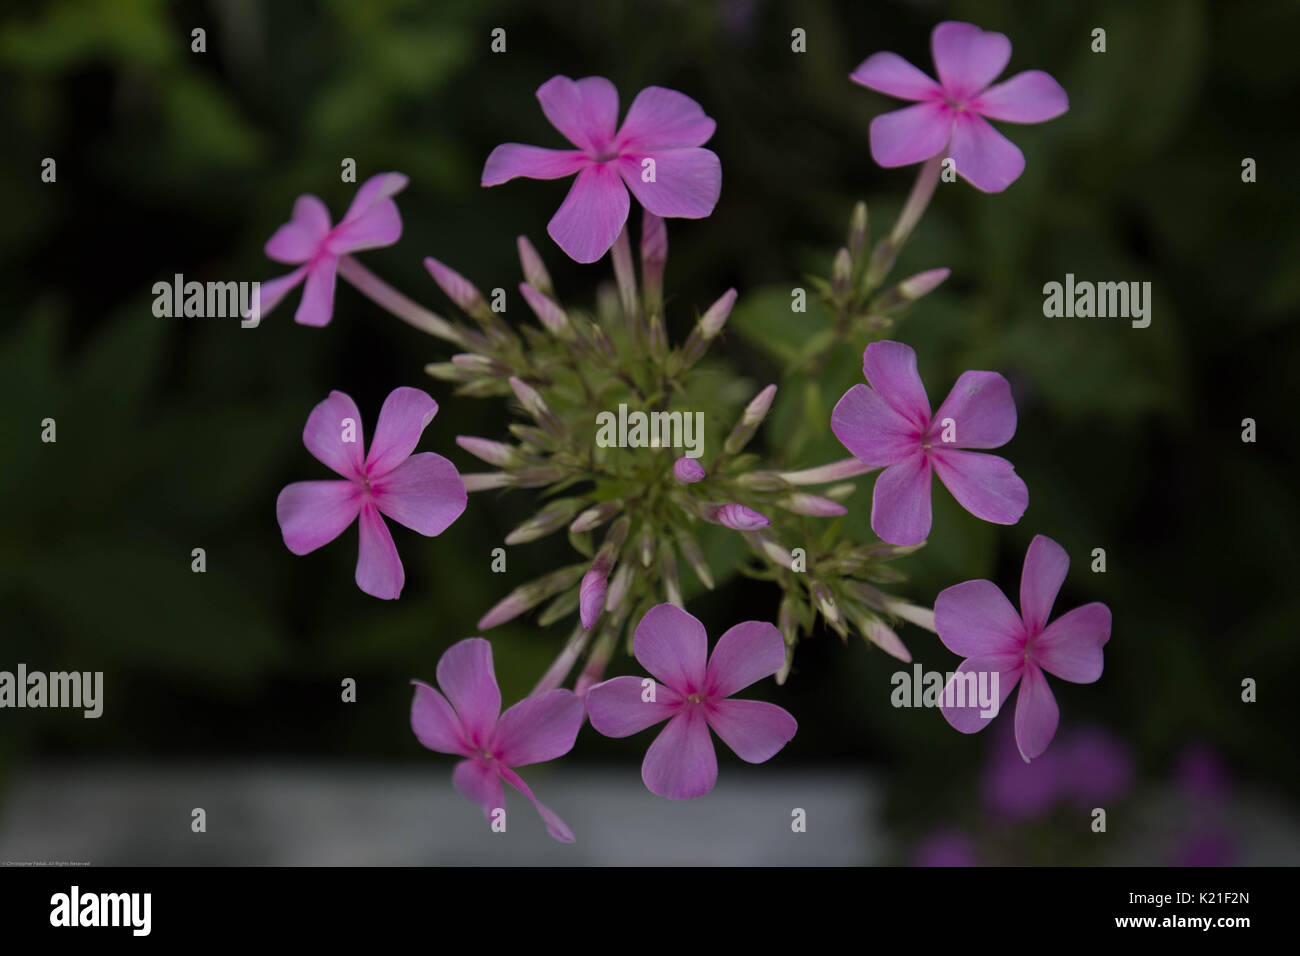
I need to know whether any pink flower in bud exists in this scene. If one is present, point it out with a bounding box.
[706,503,769,531]
[518,282,571,338]
[673,457,706,483]
[699,288,737,337]
[579,564,609,630]
[423,256,486,314]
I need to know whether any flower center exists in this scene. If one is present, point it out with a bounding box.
[685,692,706,707]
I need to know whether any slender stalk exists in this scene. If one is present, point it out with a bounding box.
[338,256,465,345]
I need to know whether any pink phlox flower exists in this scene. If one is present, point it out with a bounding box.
[585,603,797,799]
[482,76,721,263]
[410,638,585,842]
[276,387,467,600]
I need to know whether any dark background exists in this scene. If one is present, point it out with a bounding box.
[1,0,1297,863]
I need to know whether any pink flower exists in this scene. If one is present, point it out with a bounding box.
[851,21,1068,192]
[259,172,408,326]
[936,535,1111,762]
[831,341,1027,546]
[673,457,706,483]
[585,604,797,799]
[410,638,584,842]
[276,387,467,600]
[482,76,721,263]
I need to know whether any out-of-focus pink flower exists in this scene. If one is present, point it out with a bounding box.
[832,341,1027,546]
[704,503,769,531]
[585,604,796,799]
[259,172,408,326]
[411,638,584,842]
[911,829,979,867]
[482,76,721,263]
[936,535,1111,761]
[851,21,1068,192]
[276,387,467,599]
[982,720,1134,820]
[674,457,706,483]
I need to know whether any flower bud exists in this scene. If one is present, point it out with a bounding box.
[848,201,868,261]
[505,497,582,545]
[874,267,950,311]
[604,561,635,612]
[641,212,668,314]
[569,500,623,533]
[705,503,769,531]
[776,492,848,517]
[455,436,522,468]
[516,235,553,297]
[461,472,514,492]
[519,282,573,340]
[424,256,488,318]
[673,529,714,589]
[508,376,565,438]
[477,564,585,629]
[659,542,683,607]
[724,384,777,455]
[673,457,706,483]
[831,247,853,300]
[856,614,912,662]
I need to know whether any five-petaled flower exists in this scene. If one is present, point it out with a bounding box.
[411,638,585,842]
[851,21,1068,192]
[586,603,797,799]
[258,172,408,326]
[936,535,1111,762]
[831,341,1027,546]
[482,76,722,263]
[276,387,467,600]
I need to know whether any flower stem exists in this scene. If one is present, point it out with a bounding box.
[610,226,642,347]
[890,153,943,248]
[777,457,878,484]
[338,256,465,345]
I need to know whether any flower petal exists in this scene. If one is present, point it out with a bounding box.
[481,144,590,186]
[641,709,718,800]
[869,101,953,168]
[930,448,1028,526]
[973,70,1068,124]
[585,675,682,737]
[435,637,502,747]
[536,75,619,155]
[929,370,1017,449]
[409,680,469,756]
[864,341,931,427]
[1014,663,1059,761]
[850,51,943,101]
[632,603,709,693]
[831,384,917,468]
[493,689,585,767]
[294,255,339,327]
[934,579,1026,657]
[340,172,408,224]
[931,21,1011,100]
[365,387,438,477]
[706,698,797,763]
[1034,602,1110,683]
[275,480,361,555]
[254,266,310,318]
[452,758,504,818]
[940,655,1021,733]
[616,86,716,150]
[327,198,401,253]
[948,111,1025,193]
[618,147,721,219]
[355,502,404,599]
[1019,534,1068,635]
[372,452,467,537]
[871,452,933,546]
[302,390,366,479]
[499,766,575,843]
[547,163,630,263]
[705,621,785,698]
[265,195,331,263]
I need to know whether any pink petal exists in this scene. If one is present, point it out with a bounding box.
[870,452,933,546]
[1014,663,1059,761]
[255,266,309,318]
[327,198,401,253]
[930,448,1028,526]
[493,689,585,767]
[409,679,470,756]
[706,698,797,763]
[940,654,1021,733]
[355,502,404,599]
[864,341,931,428]
[705,621,785,698]
[934,579,1026,657]
[633,603,709,694]
[295,255,339,327]
[547,163,630,264]
[481,144,590,186]
[831,384,917,468]
[931,21,1011,100]
[498,765,575,843]
[372,452,467,537]
[265,195,331,263]
[1019,534,1068,635]
[275,479,361,555]
[340,172,408,224]
[1033,602,1110,683]
[585,676,683,737]
[948,112,1025,193]
[536,75,619,155]
[615,86,716,151]
[618,147,721,219]
[578,566,607,630]
[850,51,943,101]
[365,387,439,477]
[929,370,1017,449]
[709,503,769,531]
[435,638,502,748]
[869,101,953,168]
[973,70,1068,124]
[452,758,504,818]
[302,390,366,479]
[641,709,718,800]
